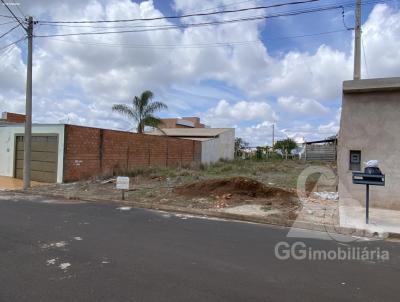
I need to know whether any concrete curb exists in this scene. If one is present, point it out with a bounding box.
[10,190,400,240]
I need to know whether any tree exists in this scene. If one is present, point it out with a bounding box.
[235,137,249,157]
[255,146,270,160]
[112,90,167,134]
[274,138,297,156]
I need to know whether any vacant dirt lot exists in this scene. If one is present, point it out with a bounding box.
[26,160,337,222]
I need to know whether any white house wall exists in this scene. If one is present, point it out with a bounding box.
[0,124,65,183]
[201,129,235,164]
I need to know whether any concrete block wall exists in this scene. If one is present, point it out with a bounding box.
[338,78,400,210]
[63,125,201,182]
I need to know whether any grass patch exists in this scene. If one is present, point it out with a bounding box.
[117,159,334,190]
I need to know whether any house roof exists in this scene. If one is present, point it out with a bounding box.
[343,77,400,94]
[148,128,232,138]
[180,137,215,141]
[0,123,63,127]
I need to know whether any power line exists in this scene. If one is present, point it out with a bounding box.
[362,38,370,77]
[0,20,18,26]
[341,6,354,30]
[0,14,17,19]
[0,13,24,20]
[33,0,388,37]
[43,37,259,49]
[181,0,262,14]
[0,23,20,39]
[0,35,25,52]
[191,0,380,15]
[0,43,16,61]
[12,0,25,18]
[37,0,319,24]
[34,5,347,38]
[36,0,388,27]
[40,29,348,49]
[37,22,189,30]
[0,0,27,30]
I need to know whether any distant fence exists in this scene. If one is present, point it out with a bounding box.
[305,143,336,162]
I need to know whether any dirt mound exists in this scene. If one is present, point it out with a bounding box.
[173,177,299,207]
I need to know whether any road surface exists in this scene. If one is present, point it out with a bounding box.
[0,193,399,301]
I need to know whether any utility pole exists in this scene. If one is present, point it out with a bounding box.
[23,16,33,190]
[1,0,35,189]
[353,0,362,80]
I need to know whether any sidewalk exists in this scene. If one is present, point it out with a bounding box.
[340,204,400,235]
[0,176,46,191]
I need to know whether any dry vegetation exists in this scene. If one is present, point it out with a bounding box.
[29,159,335,213]
[23,160,338,224]
[120,158,327,188]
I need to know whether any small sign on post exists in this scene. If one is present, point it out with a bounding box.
[116,176,130,200]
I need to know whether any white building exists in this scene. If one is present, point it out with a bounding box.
[149,128,235,164]
[0,123,65,183]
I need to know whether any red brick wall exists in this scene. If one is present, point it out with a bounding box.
[159,118,180,128]
[3,112,26,123]
[63,125,201,182]
[182,117,205,128]
[159,117,205,128]
[63,125,102,182]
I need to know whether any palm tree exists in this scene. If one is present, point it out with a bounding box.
[112,90,167,134]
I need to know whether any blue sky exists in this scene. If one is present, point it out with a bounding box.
[1,0,400,145]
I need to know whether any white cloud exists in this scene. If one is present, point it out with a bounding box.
[278,96,329,116]
[362,4,400,78]
[0,1,400,145]
[265,45,353,101]
[236,121,275,146]
[0,46,25,94]
[214,99,276,120]
[203,99,278,127]
[236,109,341,146]
[318,121,339,134]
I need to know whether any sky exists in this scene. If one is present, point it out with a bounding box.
[1,0,400,146]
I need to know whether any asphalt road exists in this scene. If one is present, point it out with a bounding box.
[0,193,399,302]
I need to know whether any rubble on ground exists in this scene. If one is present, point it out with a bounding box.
[313,191,339,201]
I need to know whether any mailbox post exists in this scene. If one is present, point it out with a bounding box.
[352,172,385,224]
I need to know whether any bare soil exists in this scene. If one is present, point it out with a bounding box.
[173,177,299,209]
[26,160,335,217]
